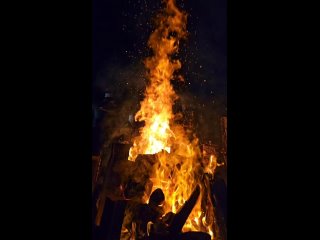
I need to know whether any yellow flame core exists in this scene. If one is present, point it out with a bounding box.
[128,0,214,238]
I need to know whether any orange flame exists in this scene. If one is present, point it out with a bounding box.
[128,0,187,162]
[128,0,214,238]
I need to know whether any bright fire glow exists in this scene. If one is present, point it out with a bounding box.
[128,0,215,238]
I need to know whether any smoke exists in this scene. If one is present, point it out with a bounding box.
[94,61,146,97]
[177,90,223,145]
[93,61,148,144]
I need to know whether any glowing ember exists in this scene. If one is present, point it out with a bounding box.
[128,0,215,238]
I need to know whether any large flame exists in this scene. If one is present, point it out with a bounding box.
[128,0,187,161]
[128,0,214,238]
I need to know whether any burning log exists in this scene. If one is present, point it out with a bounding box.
[168,185,201,234]
[149,188,165,205]
[124,185,211,240]
[131,188,165,239]
[145,185,211,240]
[119,148,225,240]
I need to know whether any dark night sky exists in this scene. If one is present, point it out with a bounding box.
[92,0,226,105]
